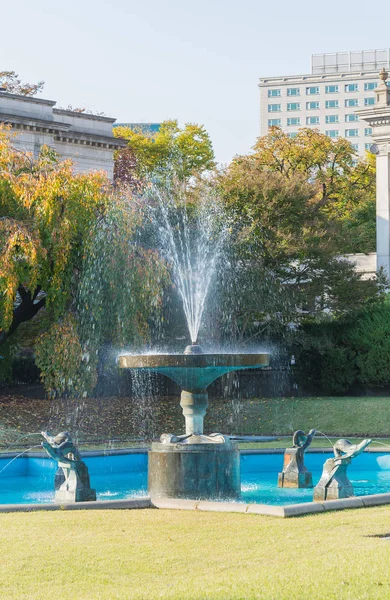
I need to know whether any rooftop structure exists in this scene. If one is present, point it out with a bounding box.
[0,89,126,180]
[259,49,390,156]
[113,122,161,135]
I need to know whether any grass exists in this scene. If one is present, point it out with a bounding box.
[2,392,390,449]
[1,507,390,599]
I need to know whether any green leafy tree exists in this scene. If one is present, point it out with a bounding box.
[113,119,215,182]
[252,127,376,253]
[216,144,384,344]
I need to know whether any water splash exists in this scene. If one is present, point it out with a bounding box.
[0,433,42,455]
[0,445,41,476]
[316,430,335,447]
[145,180,229,344]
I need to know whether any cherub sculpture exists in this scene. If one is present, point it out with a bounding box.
[314,438,371,501]
[278,429,316,488]
[41,431,96,503]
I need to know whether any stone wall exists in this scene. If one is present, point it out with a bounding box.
[0,89,126,180]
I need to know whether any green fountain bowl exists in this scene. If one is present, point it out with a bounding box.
[118,352,270,390]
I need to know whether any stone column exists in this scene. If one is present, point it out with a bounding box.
[358,68,390,279]
[376,148,390,276]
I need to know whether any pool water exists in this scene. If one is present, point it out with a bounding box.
[1,451,390,506]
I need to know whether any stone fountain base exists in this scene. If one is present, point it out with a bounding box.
[148,440,240,501]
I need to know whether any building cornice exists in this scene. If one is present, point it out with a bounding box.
[53,108,116,124]
[0,90,56,106]
[259,71,381,87]
[55,131,127,149]
[0,112,71,133]
[356,106,390,127]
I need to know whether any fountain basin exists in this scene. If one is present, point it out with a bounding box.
[1,450,390,508]
[118,352,270,389]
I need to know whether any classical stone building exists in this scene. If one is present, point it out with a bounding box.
[0,88,126,180]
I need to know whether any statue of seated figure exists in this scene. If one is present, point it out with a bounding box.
[41,431,96,503]
[278,429,316,488]
[313,438,371,502]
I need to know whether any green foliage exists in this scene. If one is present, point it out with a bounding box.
[347,301,390,386]
[35,315,97,398]
[295,300,390,392]
[217,156,384,344]
[114,119,215,181]
[250,127,376,254]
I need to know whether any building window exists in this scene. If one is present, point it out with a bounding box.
[306,101,320,110]
[345,83,359,92]
[351,144,359,151]
[345,114,359,122]
[325,100,339,109]
[268,89,281,97]
[365,127,373,136]
[364,82,377,91]
[345,99,359,107]
[364,97,375,106]
[306,86,319,95]
[287,103,300,111]
[345,129,359,137]
[268,119,281,126]
[287,117,300,126]
[306,116,319,125]
[268,104,281,112]
[287,132,298,138]
[325,85,339,93]
[326,115,339,124]
[365,143,373,150]
[326,130,339,138]
[287,88,300,96]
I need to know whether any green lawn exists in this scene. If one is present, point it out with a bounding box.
[1,507,390,599]
[1,392,390,448]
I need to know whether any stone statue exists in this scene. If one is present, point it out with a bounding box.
[41,431,96,503]
[278,429,316,488]
[313,438,371,502]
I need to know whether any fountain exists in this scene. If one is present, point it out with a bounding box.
[41,431,96,503]
[313,438,372,501]
[278,429,316,488]
[117,182,270,500]
[119,346,269,499]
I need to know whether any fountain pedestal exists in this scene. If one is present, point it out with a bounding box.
[149,438,240,500]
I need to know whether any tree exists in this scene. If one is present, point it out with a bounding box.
[113,120,215,182]
[0,125,167,394]
[251,127,376,254]
[215,143,385,344]
[0,71,44,96]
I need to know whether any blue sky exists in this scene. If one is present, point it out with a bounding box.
[1,0,390,163]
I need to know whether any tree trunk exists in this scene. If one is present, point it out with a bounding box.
[0,286,46,347]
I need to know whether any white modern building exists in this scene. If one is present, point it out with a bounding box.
[0,88,126,180]
[259,49,390,156]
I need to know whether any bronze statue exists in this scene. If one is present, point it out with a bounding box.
[41,431,96,503]
[314,438,371,501]
[278,429,316,488]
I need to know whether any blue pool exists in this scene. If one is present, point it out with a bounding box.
[1,451,390,506]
